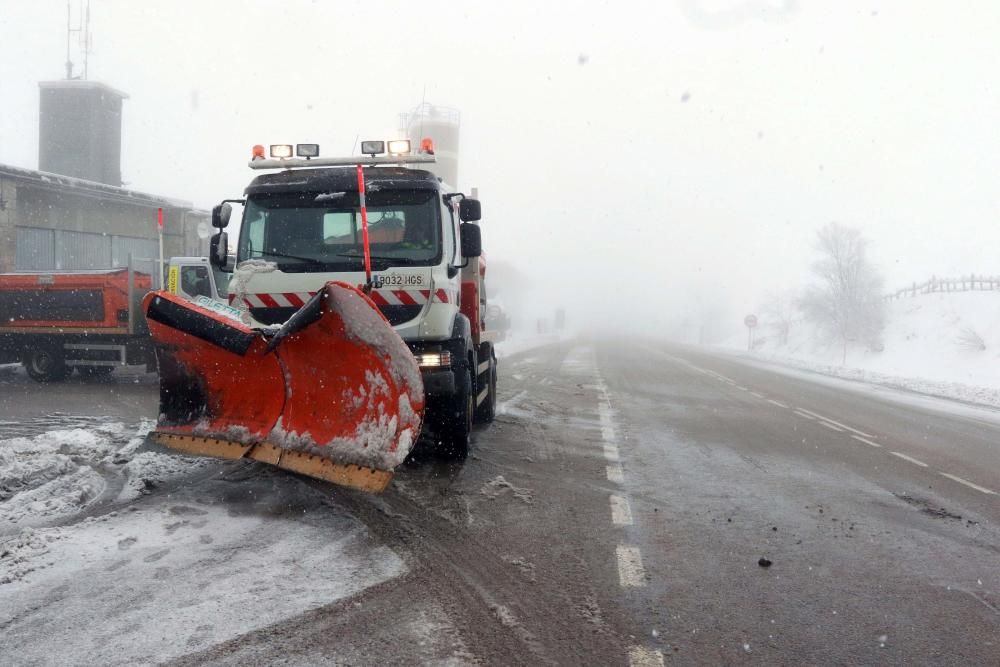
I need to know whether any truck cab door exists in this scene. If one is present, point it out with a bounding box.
[174,264,213,301]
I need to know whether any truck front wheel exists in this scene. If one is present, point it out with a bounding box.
[23,347,70,382]
[440,366,473,460]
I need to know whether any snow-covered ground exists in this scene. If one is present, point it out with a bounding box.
[0,421,406,665]
[495,329,573,359]
[722,291,1000,407]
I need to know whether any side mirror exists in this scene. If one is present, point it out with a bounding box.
[210,231,228,268]
[212,202,233,229]
[460,223,482,258]
[459,198,481,222]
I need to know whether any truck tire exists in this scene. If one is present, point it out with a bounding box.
[440,366,473,460]
[23,347,70,382]
[474,343,497,424]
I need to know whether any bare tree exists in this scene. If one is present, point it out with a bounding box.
[760,290,798,346]
[799,222,884,363]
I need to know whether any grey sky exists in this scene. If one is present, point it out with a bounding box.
[2,1,998,335]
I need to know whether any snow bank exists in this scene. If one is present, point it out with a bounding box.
[0,420,209,530]
[726,292,1000,406]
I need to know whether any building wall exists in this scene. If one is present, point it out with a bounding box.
[0,178,17,272]
[0,175,208,273]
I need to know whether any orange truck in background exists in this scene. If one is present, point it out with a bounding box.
[0,257,228,381]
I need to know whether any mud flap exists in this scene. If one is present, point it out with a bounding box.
[143,282,425,492]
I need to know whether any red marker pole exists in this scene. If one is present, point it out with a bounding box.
[355,164,372,287]
[157,207,165,289]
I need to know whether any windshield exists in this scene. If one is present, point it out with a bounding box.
[237,189,441,271]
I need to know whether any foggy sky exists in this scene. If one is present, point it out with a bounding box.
[2,1,999,338]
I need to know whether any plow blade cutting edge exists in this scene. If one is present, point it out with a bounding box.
[142,281,425,492]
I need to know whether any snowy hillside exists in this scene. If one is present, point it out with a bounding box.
[725,291,1000,405]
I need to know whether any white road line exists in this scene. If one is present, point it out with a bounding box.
[616,545,646,587]
[890,451,929,468]
[736,386,749,391]
[604,443,620,462]
[610,495,634,526]
[793,410,815,420]
[606,464,625,485]
[750,392,765,399]
[628,646,665,667]
[819,421,844,432]
[599,403,617,442]
[940,472,997,495]
[767,399,789,409]
[852,434,882,448]
[794,408,874,438]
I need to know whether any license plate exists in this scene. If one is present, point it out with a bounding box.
[374,273,424,288]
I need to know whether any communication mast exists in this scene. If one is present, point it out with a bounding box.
[64,0,93,80]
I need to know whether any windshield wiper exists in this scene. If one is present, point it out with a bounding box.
[336,252,418,265]
[249,250,323,264]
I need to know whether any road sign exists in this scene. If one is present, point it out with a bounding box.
[744,314,758,329]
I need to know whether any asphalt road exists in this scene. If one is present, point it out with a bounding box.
[1,340,998,665]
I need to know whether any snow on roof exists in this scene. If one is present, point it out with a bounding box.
[0,162,194,209]
[38,79,130,100]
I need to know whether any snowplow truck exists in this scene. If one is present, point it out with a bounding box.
[142,140,497,492]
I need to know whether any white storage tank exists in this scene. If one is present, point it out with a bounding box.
[400,104,461,187]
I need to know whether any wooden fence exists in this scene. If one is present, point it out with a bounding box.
[884,275,1000,301]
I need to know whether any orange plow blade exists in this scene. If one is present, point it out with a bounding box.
[143,282,424,492]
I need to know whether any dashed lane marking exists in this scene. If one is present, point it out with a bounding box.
[736,386,749,391]
[628,646,665,667]
[603,443,620,462]
[767,399,789,409]
[940,472,997,495]
[599,403,617,442]
[852,435,882,448]
[793,410,815,420]
[610,495,634,526]
[820,421,844,432]
[606,464,625,485]
[616,545,646,587]
[750,391,765,399]
[890,451,929,468]
[794,408,875,438]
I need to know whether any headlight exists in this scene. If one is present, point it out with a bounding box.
[387,139,411,155]
[296,143,320,158]
[415,351,452,368]
[360,140,386,155]
[269,144,294,158]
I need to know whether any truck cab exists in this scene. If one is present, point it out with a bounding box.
[212,143,496,455]
[166,256,229,303]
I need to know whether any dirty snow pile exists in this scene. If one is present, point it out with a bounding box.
[725,292,1000,406]
[0,420,208,530]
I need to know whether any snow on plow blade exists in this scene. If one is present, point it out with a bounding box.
[142,282,425,492]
